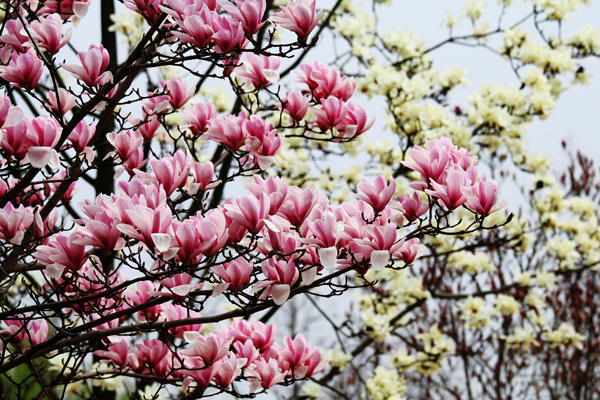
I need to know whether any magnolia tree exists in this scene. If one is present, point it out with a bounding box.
[0,0,598,399]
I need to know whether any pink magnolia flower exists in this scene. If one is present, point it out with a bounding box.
[33,209,59,240]
[141,92,170,114]
[67,121,95,154]
[131,339,173,376]
[154,272,203,300]
[310,97,348,132]
[117,203,174,253]
[160,304,203,338]
[35,233,88,279]
[304,211,344,270]
[356,175,397,214]
[462,179,508,216]
[38,0,92,27]
[171,220,209,263]
[123,147,148,175]
[354,223,402,270]
[28,320,49,346]
[61,44,111,87]
[233,339,260,367]
[220,0,266,35]
[395,192,429,222]
[181,102,216,136]
[202,112,247,151]
[244,117,283,169]
[94,337,136,368]
[224,192,270,235]
[140,151,192,196]
[74,211,125,252]
[279,90,310,122]
[425,170,468,211]
[0,96,23,129]
[1,120,30,160]
[134,112,161,141]
[252,259,299,305]
[293,62,355,101]
[172,11,215,49]
[396,238,426,265]
[235,53,280,89]
[211,15,246,54]
[270,0,322,42]
[0,203,34,245]
[181,358,222,390]
[0,49,44,89]
[117,178,168,210]
[161,0,211,20]
[46,170,77,202]
[0,316,28,343]
[26,115,62,168]
[228,318,276,352]
[193,211,229,257]
[277,186,317,227]
[279,334,327,378]
[161,77,194,109]
[243,115,276,141]
[48,88,77,116]
[259,221,301,255]
[183,331,230,365]
[343,102,374,138]
[189,161,218,193]
[211,258,254,296]
[247,359,287,392]
[124,0,163,20]
[0,20,29,53]
[247,175,288,215]
[107,130,143,162]
[402,141,450,188]
[214,354,242,388]
[125,281,162,321]
[29,13,72,54]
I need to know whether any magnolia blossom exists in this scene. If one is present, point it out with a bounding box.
[29,13,72,54]
[235,53,281,89]
[220,0,267,35]
[0,49,44,90]
[61,44,112,87]
[271,0,323,42]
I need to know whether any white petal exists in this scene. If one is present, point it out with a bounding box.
[4,106,23,127]
[183,331,200,343]
[72,1,89,18]
[45,264,65,280]
[263,70,280,84]
[151,233,172,253]
[27,147,52,168]
[318,246,337,270]
[370,250,390,271]
[171,284,191,297]
[263,218,279,233]
[47,149,60,169]
[162,247,179,261]
[84,147,94,164]
[301,265,318,285]
[271,284,290,305]
[257,155,273,170]
[211,282,229,298]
